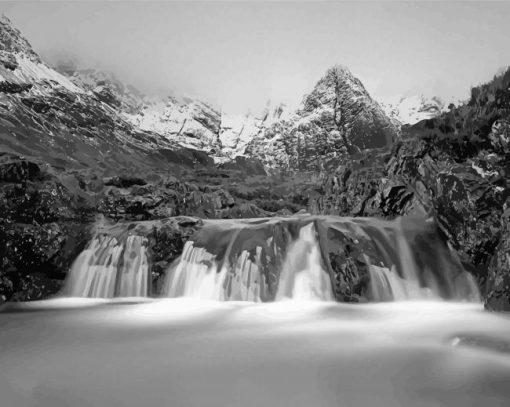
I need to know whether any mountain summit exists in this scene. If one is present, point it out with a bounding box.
[244,65,399,169]
[0,15,39,61]
[300,65,398,150]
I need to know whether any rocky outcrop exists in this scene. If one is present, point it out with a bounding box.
[485,199,510,311]
[0,15,40,61]
[0,154,93,302]
[299,65,398,150]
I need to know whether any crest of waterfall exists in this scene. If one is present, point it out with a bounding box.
[65,235,149,298]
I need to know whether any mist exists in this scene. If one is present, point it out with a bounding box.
[3,1,510,113]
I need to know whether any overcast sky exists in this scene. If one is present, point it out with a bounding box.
[3,1,509,113]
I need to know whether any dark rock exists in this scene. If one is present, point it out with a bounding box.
[0,81,32,94]
[0,50,18,70]
[485,200,510,311]
[219,156,267,176]
[0,157,42,183]
[103,176,147,188]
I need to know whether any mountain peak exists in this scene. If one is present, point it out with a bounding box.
[299,64,399,153]
[327,64,354,76]
[0,14,40,61]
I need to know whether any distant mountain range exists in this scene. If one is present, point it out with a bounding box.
[0,14,450,172]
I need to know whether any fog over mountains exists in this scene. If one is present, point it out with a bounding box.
[5,1,509,113]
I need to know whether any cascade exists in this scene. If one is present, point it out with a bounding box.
[65,235,149,298]
[64,216,480,302]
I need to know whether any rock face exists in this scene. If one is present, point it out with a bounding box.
[485,199,510,311]
[0,15,39,62]
[300,65,398,150]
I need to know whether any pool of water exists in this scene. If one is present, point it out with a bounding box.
[1,299,510,407]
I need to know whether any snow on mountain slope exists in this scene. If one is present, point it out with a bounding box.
[0,16,82,94]
[68,66,294,160]
[4,11,400,168]
[0,55,83,93]
[0,15,194,174]
[122,97,223,153]
[219,101,294,158]
[379,94,445,125]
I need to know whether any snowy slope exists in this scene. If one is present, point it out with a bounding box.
[379,94,445,125]
[219,101,293,158]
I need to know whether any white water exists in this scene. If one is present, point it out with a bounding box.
[65,235,149,297]
[163,218,479,302]
[276,223,333,301]
[64,217,479,303]
[1,299,510,407]
[165,241,228,300]
[165,222,334,301]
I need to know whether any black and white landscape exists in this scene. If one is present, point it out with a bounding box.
[1,2,510,406]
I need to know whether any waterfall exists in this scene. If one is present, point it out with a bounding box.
[65,235,149,298]
[276,223,333,301]
[162,216,479,302]
[64,216,480,302]
[165,242,228,300]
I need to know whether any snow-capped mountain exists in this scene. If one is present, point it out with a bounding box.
[0,15,192,175]
[379,94,446,125]
[244,65,399,169]
[61,62,400,168]
[1,14,400,172]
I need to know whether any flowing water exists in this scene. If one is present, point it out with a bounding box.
[1,216,509,406]
[1,299,510,407]
[64,235,149,298]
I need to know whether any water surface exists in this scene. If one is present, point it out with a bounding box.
[1,299,509,407]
